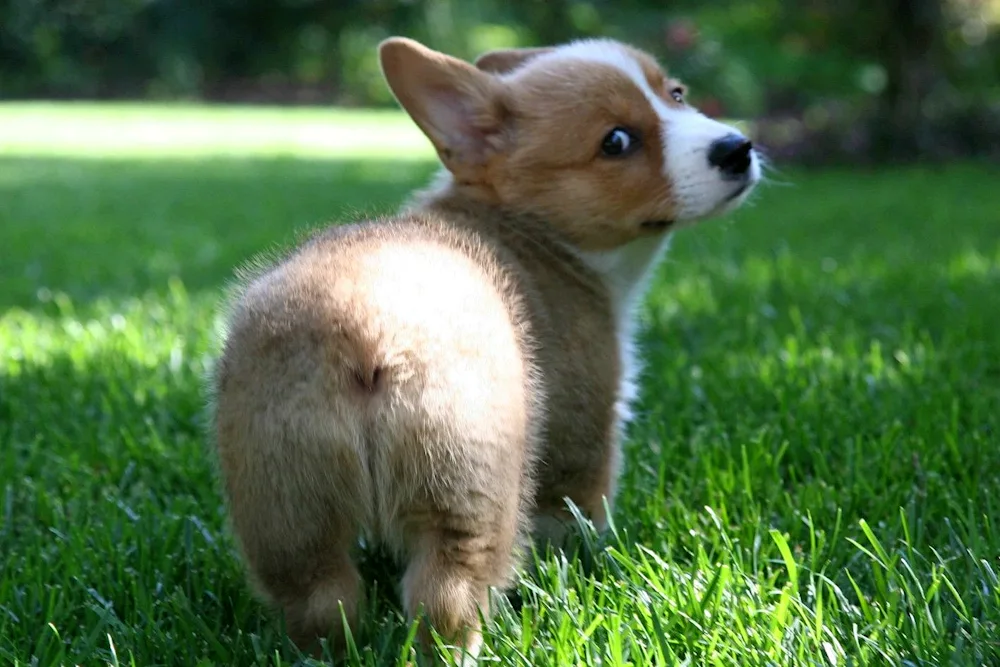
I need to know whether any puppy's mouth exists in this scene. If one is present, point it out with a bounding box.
[725,158,762,202]
[640,219,674,231]
[725,180,753,202]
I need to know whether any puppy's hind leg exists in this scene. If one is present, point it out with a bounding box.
[273,518,364,657]
[220,424,369,660]
[390,421,533,665]
[213,300,376,658]
[401,502,521,664]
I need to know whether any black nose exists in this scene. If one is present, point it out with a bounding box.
[708,133,753,176]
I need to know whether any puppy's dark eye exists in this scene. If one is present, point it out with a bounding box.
[601,127,640,157]
[670,87,685,104]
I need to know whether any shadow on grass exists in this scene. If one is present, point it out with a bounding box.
[4,155,999,314]
[0,155,438,310]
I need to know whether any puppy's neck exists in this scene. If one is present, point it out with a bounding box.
[402,167,498,218]
[404,167,672,320]
[579,233,672,323]
[403,168,572,251]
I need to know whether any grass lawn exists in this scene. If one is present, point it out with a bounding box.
[1,102,999,666]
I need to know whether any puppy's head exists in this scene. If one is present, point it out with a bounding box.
[379,37,760,251]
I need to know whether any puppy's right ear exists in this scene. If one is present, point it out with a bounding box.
[475,47,553,75]
[379,37,507,181]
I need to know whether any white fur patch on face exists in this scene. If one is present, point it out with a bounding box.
[528,39,652,86]
[663,113,761,220]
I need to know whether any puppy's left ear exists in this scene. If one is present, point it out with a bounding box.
[379,37,509,181]
[475,47,553,75]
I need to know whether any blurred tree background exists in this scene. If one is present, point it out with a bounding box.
[2,0,998,163]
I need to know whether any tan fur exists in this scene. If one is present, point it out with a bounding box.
[474,47,554,75]
[211,35,760,662]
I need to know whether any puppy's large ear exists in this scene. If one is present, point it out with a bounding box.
[475,47,553,75]
[379,37,507,180]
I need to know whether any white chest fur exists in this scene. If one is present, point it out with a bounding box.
[580,234,673,426]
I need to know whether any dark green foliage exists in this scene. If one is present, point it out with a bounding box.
[1,1,996,110]
[3,1,998,163]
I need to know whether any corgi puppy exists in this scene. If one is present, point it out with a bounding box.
[211,36,761,662]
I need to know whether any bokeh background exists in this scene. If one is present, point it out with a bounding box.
[2,0,999,162]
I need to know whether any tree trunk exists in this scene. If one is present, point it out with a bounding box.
[874,0,947,159]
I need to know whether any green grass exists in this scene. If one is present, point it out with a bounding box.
[1,102,999,666]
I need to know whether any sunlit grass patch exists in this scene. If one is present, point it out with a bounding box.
[0,102,435,160]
